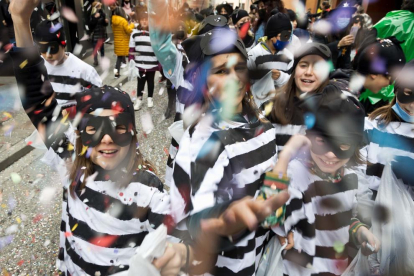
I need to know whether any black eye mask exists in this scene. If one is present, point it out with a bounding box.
[395,86,414,104]
[37,41,61,54]
[79,113,135,147]
[308,132,357,159]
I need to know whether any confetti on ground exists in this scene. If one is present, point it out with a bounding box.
[10,173,22,184]
[0,235,14,250]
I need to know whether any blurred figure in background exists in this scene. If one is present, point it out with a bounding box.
[90,1,108,66]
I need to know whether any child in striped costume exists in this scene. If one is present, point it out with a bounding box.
[9,1,190,274]
[271,85,379,276]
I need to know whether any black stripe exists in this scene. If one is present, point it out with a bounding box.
[315,244,348,260]
[315,210,352,231]
[131,170,164,192]
[294,218,316,238]
[49,75,92,87]
[134,51,156,56]
[276,133,293,149]
[78,186,141,221]
[230,174,265,200]
[135,60,159,65]
[55,92,76,101]
[366,162,384,178]
[212,262,256,276]
[254,54,292,67]
[285,197,304,218]
[134,41,152,47]
[64,238,129,275]
[67,211,148,248]
[283,247,313,267]
[303,174,358,204]
[172,162,193,214]
[60,220,66,232]
[147,209,165,229]
[219,237,256,259]
[311,273,341,276]
[132,32,150,38]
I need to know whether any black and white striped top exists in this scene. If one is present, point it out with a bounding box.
[58,166,172,275]
[170,112,278,276]
[279,159,358,276]
[43,53,102,108]
[129,29,158,71]
[362,116,414,192]
[11,51,174,276]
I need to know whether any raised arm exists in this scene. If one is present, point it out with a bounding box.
[148,0,183,87]
[10,0,69,151]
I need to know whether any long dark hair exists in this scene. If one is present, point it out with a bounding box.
[269,73,329,125]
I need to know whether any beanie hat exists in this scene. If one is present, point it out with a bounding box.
[232,9,249,25]
[34,20,66,46]
[293,42,332,69]
[355,36,406,77]
[265,12,292,39]
[286,9,297,21]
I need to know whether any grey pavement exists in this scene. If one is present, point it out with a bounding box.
[0,43,174,274]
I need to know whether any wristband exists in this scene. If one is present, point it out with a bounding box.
[184,243,190,273]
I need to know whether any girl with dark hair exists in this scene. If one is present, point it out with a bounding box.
[267,43,332,154]
[148,0,289,275]
[215,2,234,20]
[9,1,191,275]
[271,85,379,276]
[112,7,135,78]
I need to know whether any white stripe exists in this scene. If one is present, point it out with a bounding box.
[315,226,349,247]
[365,117,414,138]
[312,256,347,275]
[233,157,277,187]
[215,250,256,273]
[273,123,306,136]
[67,192,154,235]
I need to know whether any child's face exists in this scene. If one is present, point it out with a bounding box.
[310,136,351,175]
[295,55,325,94]
[140,17,148,28]
[87,110,131,170]
[39,42,66,66]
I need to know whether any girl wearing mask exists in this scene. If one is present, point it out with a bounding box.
[9,0,189,275]
[272,85,380,276]
[148,0,289,275]
[363,60,414,197]
[112,7,135,78]
[268,43,332,153]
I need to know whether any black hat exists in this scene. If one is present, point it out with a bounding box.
[182,28,248,64]
[293,43,332,69]
[75,85,136,130]
[198,15,229,35]
[301,84,365,158]
[286,9,297,21]
[200,7,214,16]
[395,60,414,104]
[34,20,66,46]
[354,36,406,77]
[265,12,292,39]
[232,9,249,25]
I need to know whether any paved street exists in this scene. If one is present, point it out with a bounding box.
[0,43,174,274]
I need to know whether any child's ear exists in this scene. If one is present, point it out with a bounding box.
[369,74,377,80]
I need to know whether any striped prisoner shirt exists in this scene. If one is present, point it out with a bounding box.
[43,53,102,108]
[129,29,158,71]
[170,112,278,276]
[362,116,414,193]
[279,159,358,276]
[58,165,172,275]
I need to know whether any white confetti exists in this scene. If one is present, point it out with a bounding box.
[61,6,78,22]
[140,112,154,134]
[349,73,366,92]
[10,173,22,184]
[39,187,57,205]
[158,87,164,95]
[73,44,83,56]
[5,224,18,234]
